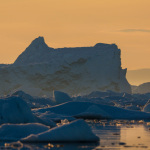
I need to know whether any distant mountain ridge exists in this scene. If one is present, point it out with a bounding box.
[131,82,150,94]
[127,69,150,85]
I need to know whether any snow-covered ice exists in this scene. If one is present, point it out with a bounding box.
[125,105,141,111]
[143,101,150,113]
[0,95,56,127]
[0,96,37,124]
[75,105,110,119]
[0,90,150,143]
[0,123,49,141]
[53,90,72,104]
[0,36,131,97]
[2,36,150,144]
[37,111,75,122]
[11,90,55,108]
[21,119,99,142]
[35,101,150,120]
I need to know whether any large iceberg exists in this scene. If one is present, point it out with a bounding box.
[0,37,131,97]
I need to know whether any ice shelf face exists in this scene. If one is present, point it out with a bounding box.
[0,37,131,96]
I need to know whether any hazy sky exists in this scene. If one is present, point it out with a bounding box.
[0,0,150,70]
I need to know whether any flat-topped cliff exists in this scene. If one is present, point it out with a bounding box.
[0,37,131,96]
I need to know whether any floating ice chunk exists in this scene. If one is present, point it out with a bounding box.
[37,111,75,122]
[11,90,55,108]
[125,105,141,111]
[21,120,99,142]
[0,96,37,124]
[36,101,150,120]
[0,123,49,141]
[143,103,150,112]
[54,90,72,104]
[61,119,70,125]
[75,105,110,119]
[35,116,56,127]
[5,141,23,149]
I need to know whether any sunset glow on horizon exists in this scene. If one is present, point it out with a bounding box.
[0,0,150,70]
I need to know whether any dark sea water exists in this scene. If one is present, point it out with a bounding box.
[1,120,150,150]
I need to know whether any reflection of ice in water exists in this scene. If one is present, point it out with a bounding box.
[92,121,150,150]
[22,143,99,150]
[2,121,150,150]
[121,125,150,148]
[92,123,121,149]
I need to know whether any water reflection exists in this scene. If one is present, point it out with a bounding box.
[0,142,99,150]
[92,120,150,150]
[21,143,99,150]
[91,121,121,150]
[2,120,150,150]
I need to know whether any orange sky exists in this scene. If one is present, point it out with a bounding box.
[0,0,150,70]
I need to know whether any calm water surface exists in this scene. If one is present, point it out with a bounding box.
[1,120,150,150]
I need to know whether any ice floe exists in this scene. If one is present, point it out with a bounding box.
[21,120,99,142]
[34,101,150,120]
[0,96,37,124]
[0,123,49,141]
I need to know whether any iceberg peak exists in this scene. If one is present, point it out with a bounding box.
[13,36,52,65]
[94,43,118,49]
[30,36,47,47]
